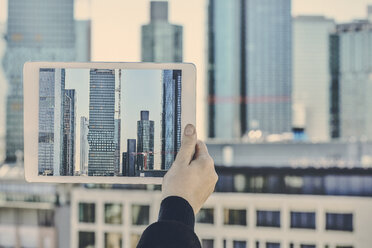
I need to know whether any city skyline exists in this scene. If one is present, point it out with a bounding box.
[37,68,182,176]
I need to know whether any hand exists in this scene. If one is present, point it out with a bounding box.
[162,124,218,214]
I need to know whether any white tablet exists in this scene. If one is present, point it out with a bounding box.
[24,62,196,184]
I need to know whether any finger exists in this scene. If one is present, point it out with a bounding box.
[194,140,210,159]
[175,124,197,165]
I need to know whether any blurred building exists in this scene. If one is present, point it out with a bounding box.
[80,117,89,175]
[137,111,155,170]
[122,139,137,177]
[87,69,116,176]
[38,68,65,176]
[141,1,183,62]
[2,0,76,162]
[161,70,182,170]
[114,119,121,176]
[331,20,372,140]
[75,20,91,62]
[292,16,335,141]
[208,0,292,140]
[62,89,76,176]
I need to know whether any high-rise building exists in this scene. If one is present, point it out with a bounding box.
[208,0,292,139]
[2,0,75,162]
[137,111,155,170]
[331,20,372,140]
[88,69,116,176]
[141,1,183,62]
[293,16,335,141]
[80,116,89,175]
[75,20,91,62]
[38,68,65,176]
[62,89,76,176]
[161,70,182,170]
[114,119,121,175]
[127,139,137,177]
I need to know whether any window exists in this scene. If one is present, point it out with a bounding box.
[301,245,316,248]
[335,246,353,248]
[130,233,141,248]
[223,208,247,226]
[197,208,214,224]
[325,213,353,231]
[37,209,54,226]
[266,243,280,248]
[202,239,214,248]
[132,204,150,225]
[290,211,316,229]
[105,232,122,248]
[79,231,95,248]
[256,210,280,227]
[105,203,123,224]
[79,203,95,223]
[233,240,247,248]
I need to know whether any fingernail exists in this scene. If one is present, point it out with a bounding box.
[185,124,194,136]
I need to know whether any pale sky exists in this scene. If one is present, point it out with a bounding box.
[0,0,372,144]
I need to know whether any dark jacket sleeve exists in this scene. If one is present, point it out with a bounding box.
[137,196,201,248]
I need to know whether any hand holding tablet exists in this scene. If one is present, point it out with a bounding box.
[23,62,196,184]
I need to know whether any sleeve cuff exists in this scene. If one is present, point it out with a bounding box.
[158,196,195,230]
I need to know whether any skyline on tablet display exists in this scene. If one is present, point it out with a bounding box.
[38,68,182,177]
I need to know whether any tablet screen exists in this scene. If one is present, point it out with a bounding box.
[38,68,182,178]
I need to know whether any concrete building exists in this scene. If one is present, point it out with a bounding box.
[161,70,182,170]
[137,111,154,170]
[88,69,116,176]
[141,1,183,62]
[80,117,89,175]
[2,0,76,162]
[208,0,292,139]
[292,16,335,141]
[331,20,372,140]
[62,89,76,176]
[38,68,65,176]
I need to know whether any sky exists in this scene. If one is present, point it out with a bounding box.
[0,0,372,148]
[64,68,163,171]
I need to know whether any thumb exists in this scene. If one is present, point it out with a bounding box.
[175,124,197,165]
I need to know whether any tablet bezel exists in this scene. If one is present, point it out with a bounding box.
[24,62,196,184]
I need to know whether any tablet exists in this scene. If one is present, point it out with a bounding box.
[24,62,196,184]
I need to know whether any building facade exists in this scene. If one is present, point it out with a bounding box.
[2,0,76,162]
[137,111,155,170]
[62,89,76,176]
[208,0,292,139]
[38,68,65,176]
[80,116,89,175]
[331,21,372,140]
[88,69,116,176]
[161,70,182,170]
[141,1,183,62]
[292,16,335,141]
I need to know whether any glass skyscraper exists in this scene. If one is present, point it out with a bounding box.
[208,0,292,139]
[80,116,89,175]
[62,89,76,176]
[2,0,75,162]
[137,111,155,170]
[38,68,65,176]
[161,70,182,170]
[141,1,183,62]
[87,69,116,176]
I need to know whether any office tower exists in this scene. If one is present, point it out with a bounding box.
[141,1,183,62]
[62,89,76,176]
[293,16,335,141]
[38,68,65,176]
[88,69,116,176]
[161,70,182,170]
[137,111,155,170]
[127,139,137,177]
[331,20,372,139]
[114,119,121,175]
[122,152,128,176]
[208,0,292,139]
[80,116,89,175]
[329,34,340,139]
[75,20,91,62]
[2,0,75,162]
